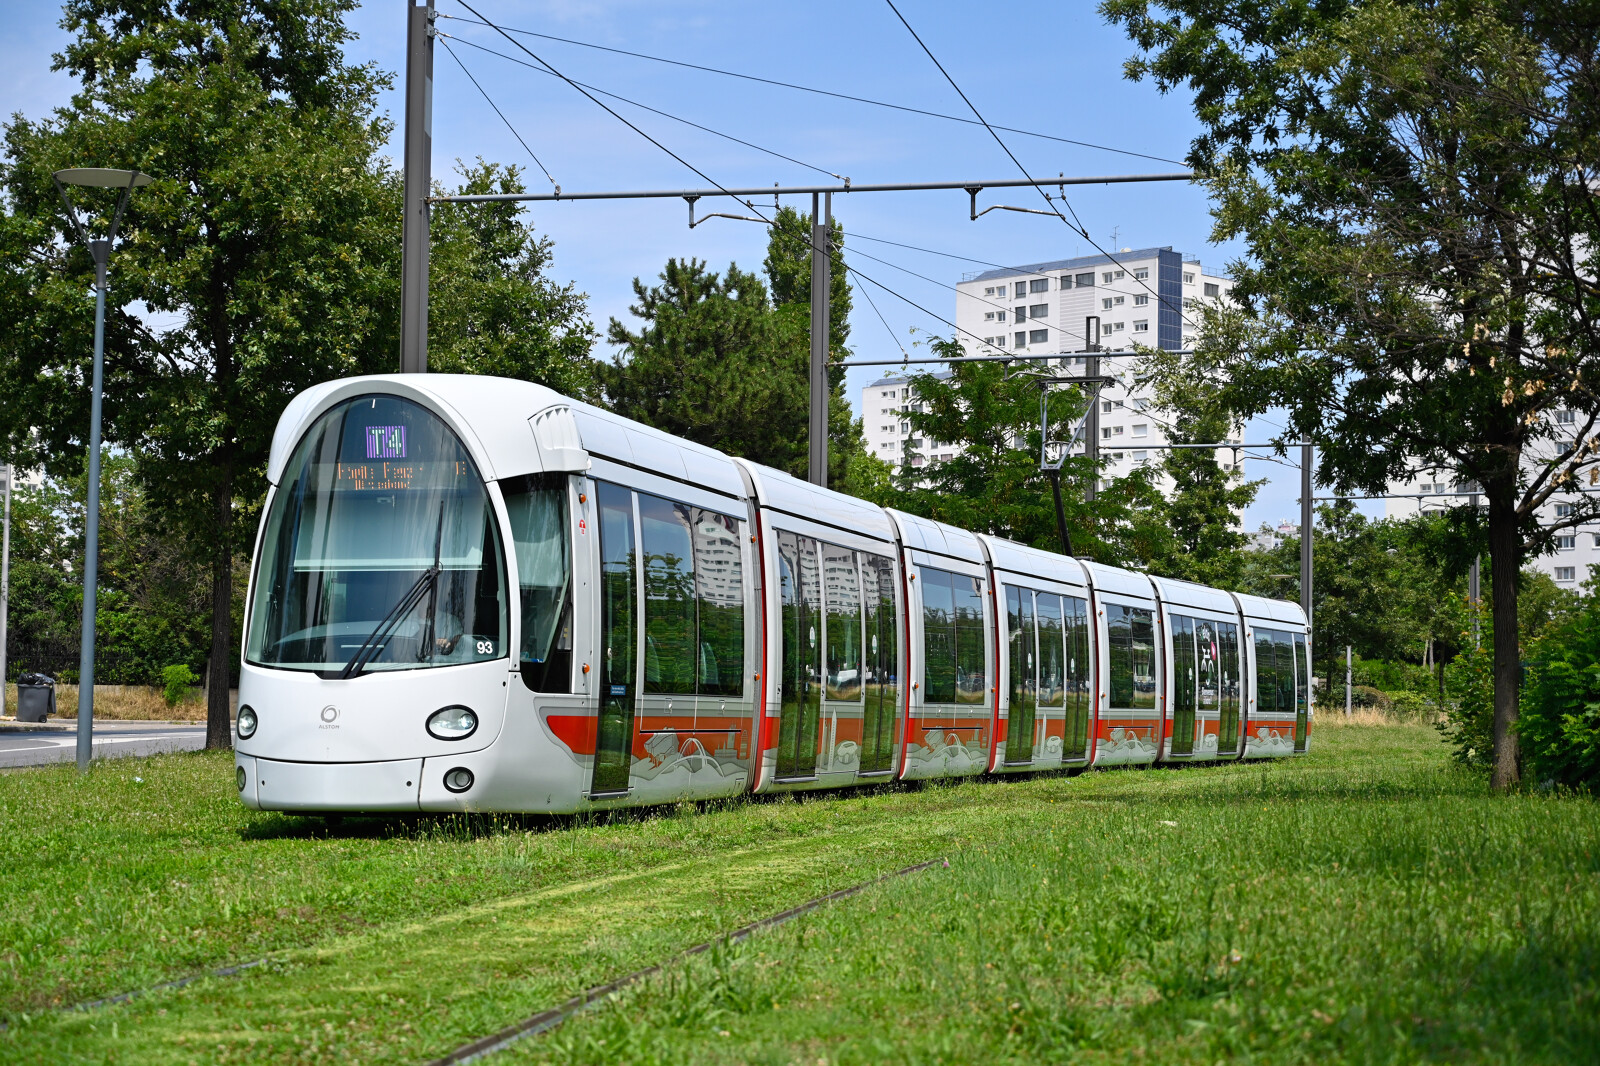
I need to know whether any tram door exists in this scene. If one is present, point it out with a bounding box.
[859,555,898,774]
[1063,596,1093,761]
[1293,632,1310,751]
[591,483,637,795]
[1169,616,1197,756]
[1004,587,1037,764]
[776,531,823,779]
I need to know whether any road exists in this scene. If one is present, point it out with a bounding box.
[0,721,209,769]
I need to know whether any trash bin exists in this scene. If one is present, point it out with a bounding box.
[16,673,56,723]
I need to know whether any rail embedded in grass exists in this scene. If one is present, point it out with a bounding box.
[427,857,947,1066]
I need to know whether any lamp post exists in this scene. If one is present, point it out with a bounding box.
[0,464,10,717]
[52,167,152,772]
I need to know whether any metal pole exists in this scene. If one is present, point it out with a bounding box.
[1345,645,1352,717]
[1300,441,1313,633]
[76,243,110,771]
[808,192,831,487]
[400,0,436,374]
[1048,469,1074,557]
[1084,316,1101,507]
[0,464,10,717]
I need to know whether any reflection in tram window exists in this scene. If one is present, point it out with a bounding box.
[824,545,862,701]
[1004,586,1037,763]
[1036,593,1065,711]
[1107,603,1156,710]
[1217,622,1241,752]
[638,494,745,697]
[1294,631,1310,750]
[1170,615,1197,755]
[245,395,506,673]
[592,482,637,794]
[776,531,823,778]
[1064,596,1092,757]
[503,473,571,692]
[860,554,898,773]
[920,567,986,705]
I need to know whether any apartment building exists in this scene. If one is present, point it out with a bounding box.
[860,247,1240,498]
[1386,408,1600,588]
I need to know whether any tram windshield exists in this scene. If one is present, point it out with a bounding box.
[245,395,507,673]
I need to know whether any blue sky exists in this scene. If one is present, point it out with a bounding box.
[5,0,1338,530]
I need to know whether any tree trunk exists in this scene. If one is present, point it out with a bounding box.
[1487,490,1521,791]
[205,459,234,751]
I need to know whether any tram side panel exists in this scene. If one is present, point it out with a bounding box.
[1231,592,1311,758]
[1149,576,1249,763]
[1081,563,1163,766]
[986,572,1096,772]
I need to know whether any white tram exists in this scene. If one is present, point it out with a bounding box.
[234,375,1312,813]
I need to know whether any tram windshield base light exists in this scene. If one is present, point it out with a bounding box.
[237,705,258,739]
[427,706,478,740]
[443,767,475,793]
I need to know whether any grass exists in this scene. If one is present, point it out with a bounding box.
[0,720,1594,1064]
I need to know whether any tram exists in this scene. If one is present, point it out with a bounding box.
[234,375,1311,813]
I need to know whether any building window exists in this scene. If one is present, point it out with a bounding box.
[1076,272,1095,287]
[1134,268,1149,280]
[1102,272,1114,283]
[1115,270,1125,279]
[1015,282,1028,297]
[1134,294,1149,306]
[997,311,1006,322]
[1133,450,1148,461]
[1204,282,1220,297]
[1101,400,1114,413]
[1555,566,1576,581]
[1133,320,1149,333]
[984,311,994,321]
[1556,409,1576,424]
[1593,534,1600,547]
[1114,296,1125,306]
[1557,534,1576,550]
[1183,271,1195,283]
[1030,329,1049,345]
[1102,298,1114,310]
[1133,424,1148,437]
[1060,275,1072,289]
[1030,279,1049,293]
[1015,331,1027,348]
[1556,503,1574,518]
[1029,303,1048,318]
[994,335,1005,347]
[1133,399,1149,411]
[901,423,910,433]
[1113,322,1125,332]
[1014,305,1027,320]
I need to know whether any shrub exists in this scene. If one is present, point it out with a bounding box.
[1384,689,1438,722]
[1518,585,1600,791]
[160,664,199,707]
[1439,638,1494,772]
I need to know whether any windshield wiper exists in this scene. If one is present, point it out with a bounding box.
[339,507,445,680]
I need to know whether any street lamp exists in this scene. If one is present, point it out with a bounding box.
[52,167,152,772]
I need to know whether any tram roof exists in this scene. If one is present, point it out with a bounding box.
[886,509,985,565]
[1231,591,1309,630]
[976,534,1089,590]
[1077,559,1156,603]
[1146,574,1241,617]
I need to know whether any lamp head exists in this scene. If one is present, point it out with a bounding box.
[52,168,153,188]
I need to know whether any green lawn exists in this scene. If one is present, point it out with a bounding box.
[1,720,1594,1064]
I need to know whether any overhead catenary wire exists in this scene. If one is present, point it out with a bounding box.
[435,12,1187,167]
[441,32,845,182]
[438,37,559,191]
[881,0,1205,339]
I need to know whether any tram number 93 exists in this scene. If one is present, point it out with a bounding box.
[475,640,495,656]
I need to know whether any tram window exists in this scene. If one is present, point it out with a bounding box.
[1255,630,1277,713]
[1065,596,1092,755]
[824,544,862,701]
[1107,603,1156,710]
[593,482,637,793]
[1005,586,1037,710]
[692,509,744,697]
[245,394,507,673]
[640,495,696,694]
[1217,622,1240,750]
[1035,593,1065,709]
[504,473,572,692]
[860,553,899,773]
[954,574,986,704]
[1276,632,1296,717]
[921,568,956,704]
[1195,619,1221,714]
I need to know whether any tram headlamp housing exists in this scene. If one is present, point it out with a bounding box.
[443,767,475,793]
[426,706,478,741]
[236,766,247,792]
[237,705,258,739]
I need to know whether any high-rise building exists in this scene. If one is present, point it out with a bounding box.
[861,247,1241,500]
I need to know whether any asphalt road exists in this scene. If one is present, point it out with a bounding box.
[0,721,209,769]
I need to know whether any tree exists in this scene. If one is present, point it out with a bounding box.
[428,159,599,400]
[603,211,877,488]
[884,336,1165,565]
[1103,0,1600,789]
[1136,346,1262,586]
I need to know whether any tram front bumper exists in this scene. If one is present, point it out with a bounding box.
[237,755,422,812]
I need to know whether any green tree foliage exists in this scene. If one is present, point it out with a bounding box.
[1103,0,1600,788]
[428,160,599,398]
[883,337,1163,565]
[603,213,877,489]
[3,454,213,686]
[1136,346,1261,586]
[1519,579,1600,790]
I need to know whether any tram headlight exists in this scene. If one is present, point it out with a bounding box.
[443,767,475,793]
[426,706,478,741]
[237,705,258,739]
[236,766,247,792]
